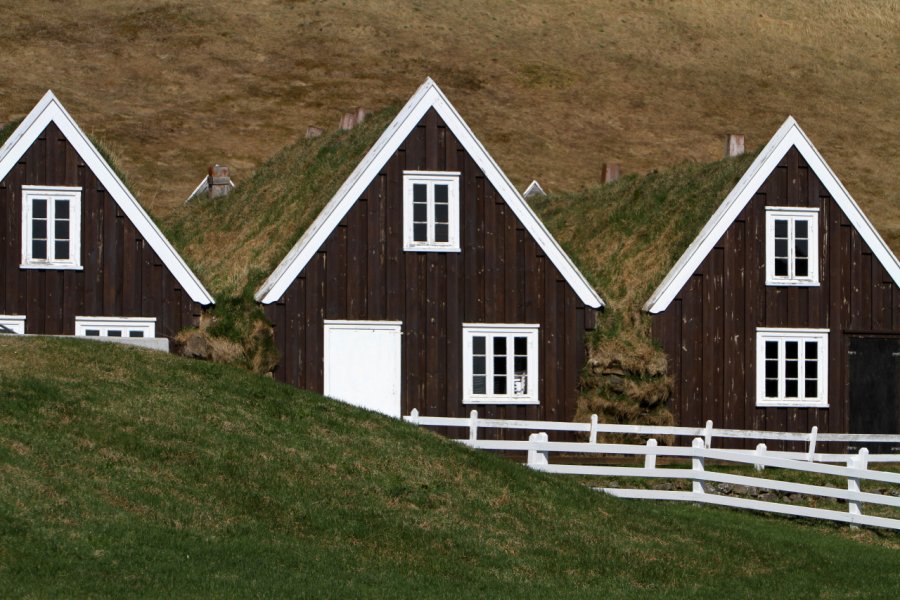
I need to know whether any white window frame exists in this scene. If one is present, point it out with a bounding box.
[75,317,156,339]
[756,328,828,408]
[402,171,461,252]
[765,207,818,286]
[21,185,83,270]
[462,323,539,405]
[0,315,26,335]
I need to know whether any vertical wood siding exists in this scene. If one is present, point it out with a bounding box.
[0,123,201,339]
[652,147,900,438]
[265,109,595,421]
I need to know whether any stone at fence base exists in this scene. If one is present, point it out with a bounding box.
[759,491,778,502]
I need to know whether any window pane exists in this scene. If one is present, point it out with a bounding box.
[108,330,122,337]
[55,219,69,240]
[129,331,144,338]
[54,241,69,260]
[795,239,808,259]
[785,341,798,359]
[55,199,69,219]
[795,219,808,239]
[413,203,427,222]
[85,329,100,337]
[514,356,527,374]
[473,375,486,394]
[33,199,47,218]
[805,341,817,356]
[435,204,448,223]
[514,336,527,355]
[493,356,506,375]
[32,239,47,259]
[493,376,507,395]
[765,341,778,359]
[413,223,427,242]
[493,337,506,355]
[805,380,818,398]
[33,219,47,239]
[775,258,788,277]
[805,360,817,378]
[473,336,485,355]
[434,184,448,204]
[774,219,788,238]
[434,224,448,243]
[513,374,527,395]
[774,239,788,258]
[765,360,778,378]
[785,360,798,378]
[795,259,808,277]
[413,184,427,203]
[785,380,799,398]
[765,379,778,398]
[473,356,485,375]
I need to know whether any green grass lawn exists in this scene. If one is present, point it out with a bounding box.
[1,337,898,598]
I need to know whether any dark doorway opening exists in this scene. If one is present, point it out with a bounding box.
[848,336,900,453]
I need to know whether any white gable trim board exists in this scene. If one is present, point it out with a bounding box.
[0,91,215,306]
[254,78,603,309]
[643,117,900,314]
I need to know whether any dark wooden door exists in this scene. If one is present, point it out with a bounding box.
[848,336,900,453]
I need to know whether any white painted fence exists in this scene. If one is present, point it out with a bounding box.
[405,410,900,530]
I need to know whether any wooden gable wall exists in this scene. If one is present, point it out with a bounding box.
[0,123,201,338]
[651,146,900,436]
[265,108,596,421]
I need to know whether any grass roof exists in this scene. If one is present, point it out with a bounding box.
[166,107,398,297]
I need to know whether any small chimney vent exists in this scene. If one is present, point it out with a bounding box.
[725,134,745,158]
[208,164,233,199]
[601,163,621,184]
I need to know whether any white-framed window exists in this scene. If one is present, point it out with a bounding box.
[756,328,828,407]
[0,315,26,335]
[463,324,539,404]
[402,171,460,252]
[21,186,82,269]
[75,317,156,339]
[765,207,818,285]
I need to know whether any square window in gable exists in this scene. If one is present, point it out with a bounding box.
[21,186,82,270]
[765,207,818,285]
[403,171,460,252]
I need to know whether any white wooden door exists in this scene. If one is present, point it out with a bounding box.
[323,320,402,417]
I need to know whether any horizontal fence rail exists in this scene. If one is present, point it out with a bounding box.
[405,410,900,530]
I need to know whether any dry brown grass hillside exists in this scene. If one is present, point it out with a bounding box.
[0,1,897,248]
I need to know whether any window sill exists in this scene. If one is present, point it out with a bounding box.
[764,279,820,287]
[403,245,462,253]
[463,398,540,405]
[756,402,829,409]
[20,263,84,271]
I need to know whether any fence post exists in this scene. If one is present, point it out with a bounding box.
[644,438,658,470]
[469,409,479,442]
[692,437,706,494]
[847,447,870,522]
[589,414,598,444]
[704,420,713,449]
[408,408,419,425]
[754,443,767,472]
[527,432,549,466]
[806,426,818,462]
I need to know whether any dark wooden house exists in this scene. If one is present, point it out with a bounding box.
[255,79,604,419]
[0,91,214,347]
[645,117,900,438]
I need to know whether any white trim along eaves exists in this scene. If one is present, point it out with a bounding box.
[254,78,604,309]
[643,116,900,314]
[0,91,215,306]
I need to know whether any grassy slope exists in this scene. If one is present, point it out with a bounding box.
[1,337,899,598]
[0,1,896,251]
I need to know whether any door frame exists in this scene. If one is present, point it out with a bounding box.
[323,319,403,416]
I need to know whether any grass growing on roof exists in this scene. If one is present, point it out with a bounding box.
[0,336,898,597]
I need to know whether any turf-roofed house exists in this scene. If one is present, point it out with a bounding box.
[256,78,604,420]
[0,92,214,349]
[645,117,900,439]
